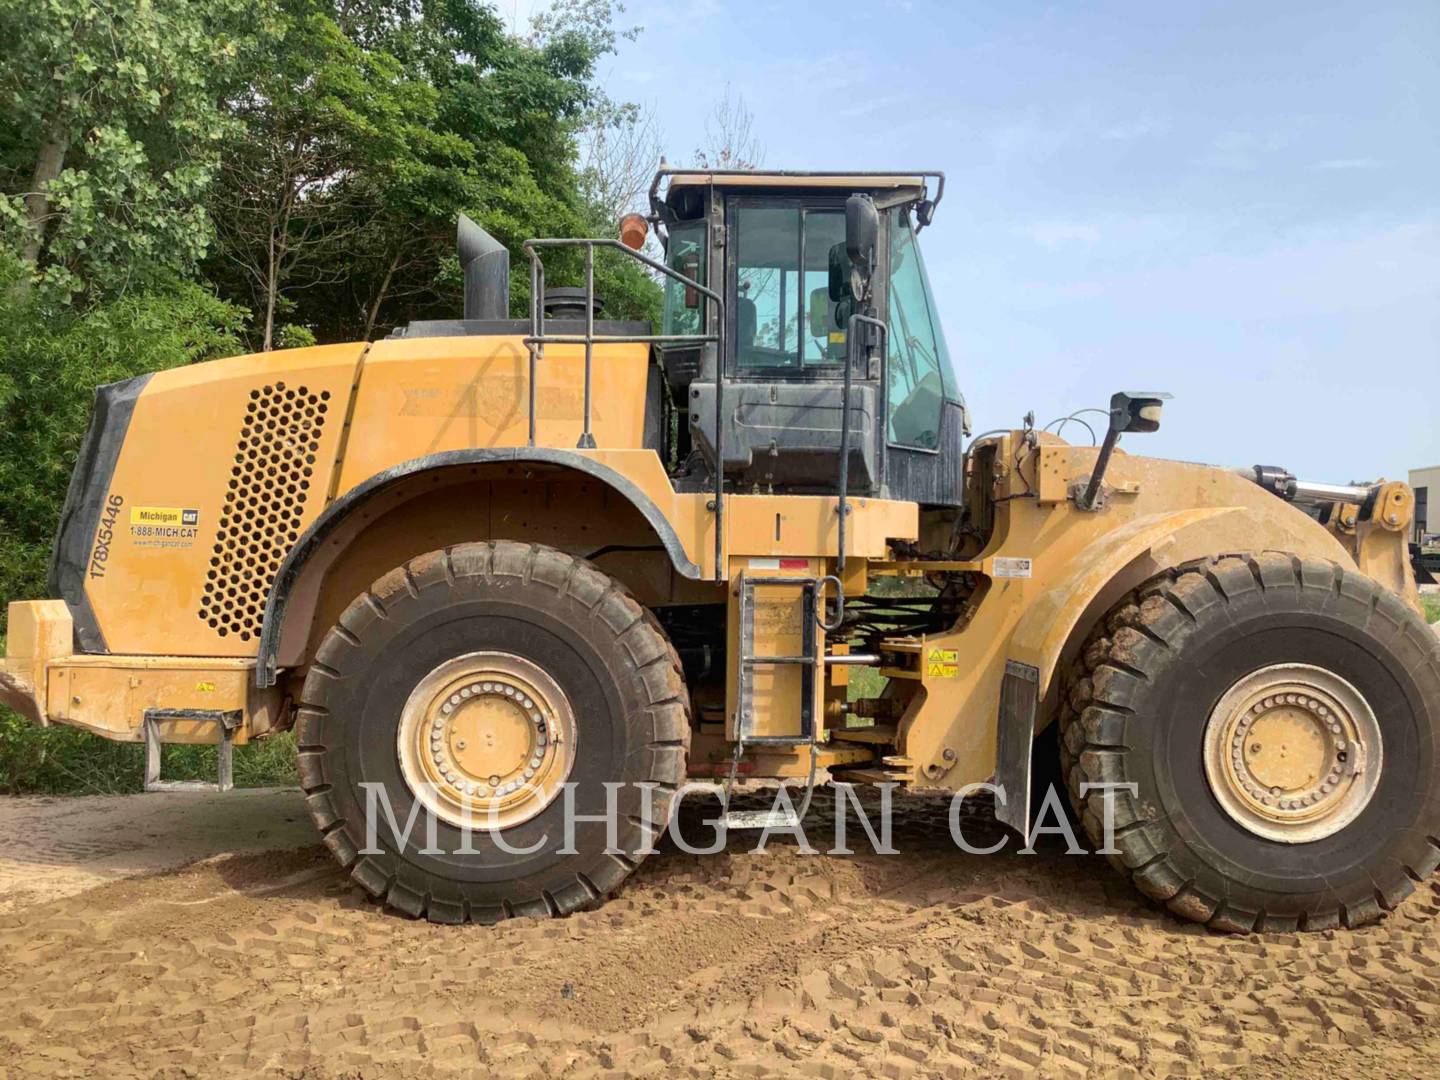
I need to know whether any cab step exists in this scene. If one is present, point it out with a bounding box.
[723,806,801,831]
[829,747,916,785]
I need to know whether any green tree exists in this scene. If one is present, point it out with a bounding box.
[0,256,245,617]
[257,0,662,342]
[208,6,470,350]
[0,0,274,302]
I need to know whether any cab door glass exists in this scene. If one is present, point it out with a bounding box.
[733,205,845,371]
[735,206,801,369]
[801,211,846,364]
[886,211,946,448]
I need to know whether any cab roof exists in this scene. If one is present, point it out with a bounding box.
[664,171,929,191]
[649,168,946,228]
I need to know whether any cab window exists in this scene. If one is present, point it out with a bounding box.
[732,204,845,371]
[661,220,706,336]
[886,210,950,448]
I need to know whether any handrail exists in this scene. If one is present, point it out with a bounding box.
[520,236,726,580]
[821,311,887,632]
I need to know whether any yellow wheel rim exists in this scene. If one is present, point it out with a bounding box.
[1202,663,1381,843]
[396,651,577,831]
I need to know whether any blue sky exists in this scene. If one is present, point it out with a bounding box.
[516,0,1439,480]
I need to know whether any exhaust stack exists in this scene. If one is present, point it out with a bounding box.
[458,214,509,320]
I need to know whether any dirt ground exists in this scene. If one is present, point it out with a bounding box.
[2,788,1440,1079]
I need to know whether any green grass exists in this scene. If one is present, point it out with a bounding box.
[0,708,297,796]
[847,664,888,702]
[0,632,297,796]
[1424,593,1440,625]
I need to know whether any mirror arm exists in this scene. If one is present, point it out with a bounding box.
[1077,429,1121,512]
[1074,390,1172,512]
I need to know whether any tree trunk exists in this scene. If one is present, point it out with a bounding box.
[263,228,278,352]
[20,128,70,267]
[363,247,403,341]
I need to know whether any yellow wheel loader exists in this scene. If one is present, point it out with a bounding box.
[3,169,1436,931]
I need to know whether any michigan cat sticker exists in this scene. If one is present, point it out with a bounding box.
[130,506,199,527]
[129,506,200,548]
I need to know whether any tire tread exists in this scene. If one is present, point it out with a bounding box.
[1059,552,1440,932]
[295,539,691,924]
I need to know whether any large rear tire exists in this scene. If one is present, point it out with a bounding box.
[1060,553,1440,932]
[296,541,690,924]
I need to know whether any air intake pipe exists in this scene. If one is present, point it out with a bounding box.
[458,214,509,320]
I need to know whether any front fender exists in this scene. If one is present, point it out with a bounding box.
[1008,505,1355,700]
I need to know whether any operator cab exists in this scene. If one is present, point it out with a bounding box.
[651,170,968,506]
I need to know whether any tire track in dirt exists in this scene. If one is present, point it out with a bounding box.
[2,789,1439,1077]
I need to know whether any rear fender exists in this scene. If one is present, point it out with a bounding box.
[255,448,704,687]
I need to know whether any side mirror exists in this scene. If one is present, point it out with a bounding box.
[681,253,700,309]
[1108,391,1172,434]
[827,242,849,301]
[1077,390,1173,512]
[845,194,879,298]
[808,288,831,338]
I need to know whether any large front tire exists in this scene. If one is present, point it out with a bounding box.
[1061,553,1440,932]
[296,541,689,924]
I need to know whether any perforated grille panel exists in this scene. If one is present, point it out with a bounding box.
[199,381,331,641]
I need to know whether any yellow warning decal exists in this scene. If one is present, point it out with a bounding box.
[926,648,958,678]
[130,506,199,526]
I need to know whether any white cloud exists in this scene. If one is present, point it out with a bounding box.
[1045,216,1440,318]
[1100,117,1168,142]
[1024,222,1102,249]
[983,118,1072,162]
[835,93,913,120]
[630,0,723,32]
[978,112,1168,163]
[1316,157,1383,171]
[1201,130,1286,171]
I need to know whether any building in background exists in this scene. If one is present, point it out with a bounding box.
[1411,466,1439,541]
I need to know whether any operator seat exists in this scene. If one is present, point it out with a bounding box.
[736,296,757,361]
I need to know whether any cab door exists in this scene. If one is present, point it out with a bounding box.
[689,196,881,492]
[880,208,966,506]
